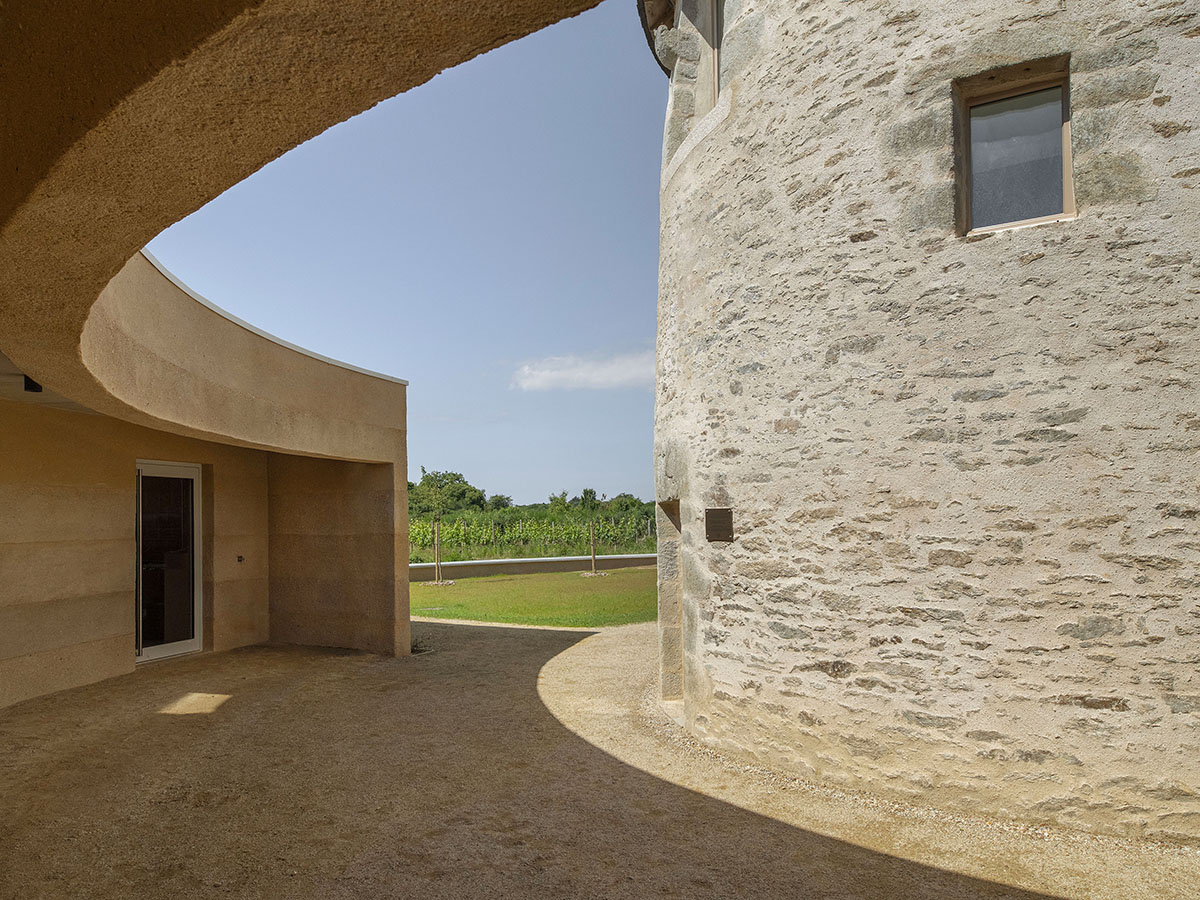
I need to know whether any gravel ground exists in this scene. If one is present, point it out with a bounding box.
[0,621,1195,899]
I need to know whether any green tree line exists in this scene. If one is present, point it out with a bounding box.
[408,469,656,563]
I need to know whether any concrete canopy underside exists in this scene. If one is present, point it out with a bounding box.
[0,0,597,453]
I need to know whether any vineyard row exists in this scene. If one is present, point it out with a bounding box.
[410,516,655,549]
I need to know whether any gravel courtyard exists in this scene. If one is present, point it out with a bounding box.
[1,621,1195,899]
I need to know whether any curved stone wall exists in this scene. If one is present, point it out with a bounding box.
[656,1,1200,842]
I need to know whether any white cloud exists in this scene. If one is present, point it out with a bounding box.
[512,349,655,391]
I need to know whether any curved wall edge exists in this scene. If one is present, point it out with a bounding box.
[140,249,409,387]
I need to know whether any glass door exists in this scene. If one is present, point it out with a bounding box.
[136,461,202,661]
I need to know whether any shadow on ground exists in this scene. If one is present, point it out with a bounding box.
[1,622,1065,899]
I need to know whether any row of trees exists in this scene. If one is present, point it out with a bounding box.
[408,469,653,522]
[407,469,656,572]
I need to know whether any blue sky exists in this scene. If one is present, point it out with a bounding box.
[148,0,666,504]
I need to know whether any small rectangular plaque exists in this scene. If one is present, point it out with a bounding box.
[705,508,734,543]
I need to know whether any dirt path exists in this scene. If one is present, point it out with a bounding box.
[1,621,1195,898]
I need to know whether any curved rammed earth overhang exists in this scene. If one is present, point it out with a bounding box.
[82,251,408,462]
[0,0,599,458]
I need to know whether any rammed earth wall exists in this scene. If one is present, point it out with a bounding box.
[654,0,1200,842]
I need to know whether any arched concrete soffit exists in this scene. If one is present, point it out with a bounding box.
[0,0,601,460]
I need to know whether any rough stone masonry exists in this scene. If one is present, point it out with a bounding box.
[652,0,1200,843]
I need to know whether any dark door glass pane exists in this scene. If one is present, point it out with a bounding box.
[140,475,194,647]
[970,86,1064,229]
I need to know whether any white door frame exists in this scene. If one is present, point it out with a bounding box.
[136,460,203,662]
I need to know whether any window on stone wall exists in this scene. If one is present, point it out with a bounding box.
[955,62,1075,234]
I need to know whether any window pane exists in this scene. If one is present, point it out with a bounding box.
[969,86,1064,229]
[140,475,195,647]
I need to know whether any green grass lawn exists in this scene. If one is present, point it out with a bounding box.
[409,567,657,628]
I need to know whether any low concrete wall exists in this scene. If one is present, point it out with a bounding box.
[410,554,656,582]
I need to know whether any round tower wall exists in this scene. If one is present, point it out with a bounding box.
[655,0,1200,843]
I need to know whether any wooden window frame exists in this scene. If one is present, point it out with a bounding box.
[954,70,1075,236]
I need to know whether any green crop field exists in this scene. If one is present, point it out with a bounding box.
[406,470,658,563]
[409,515,655,563]
[409,567,657,628]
